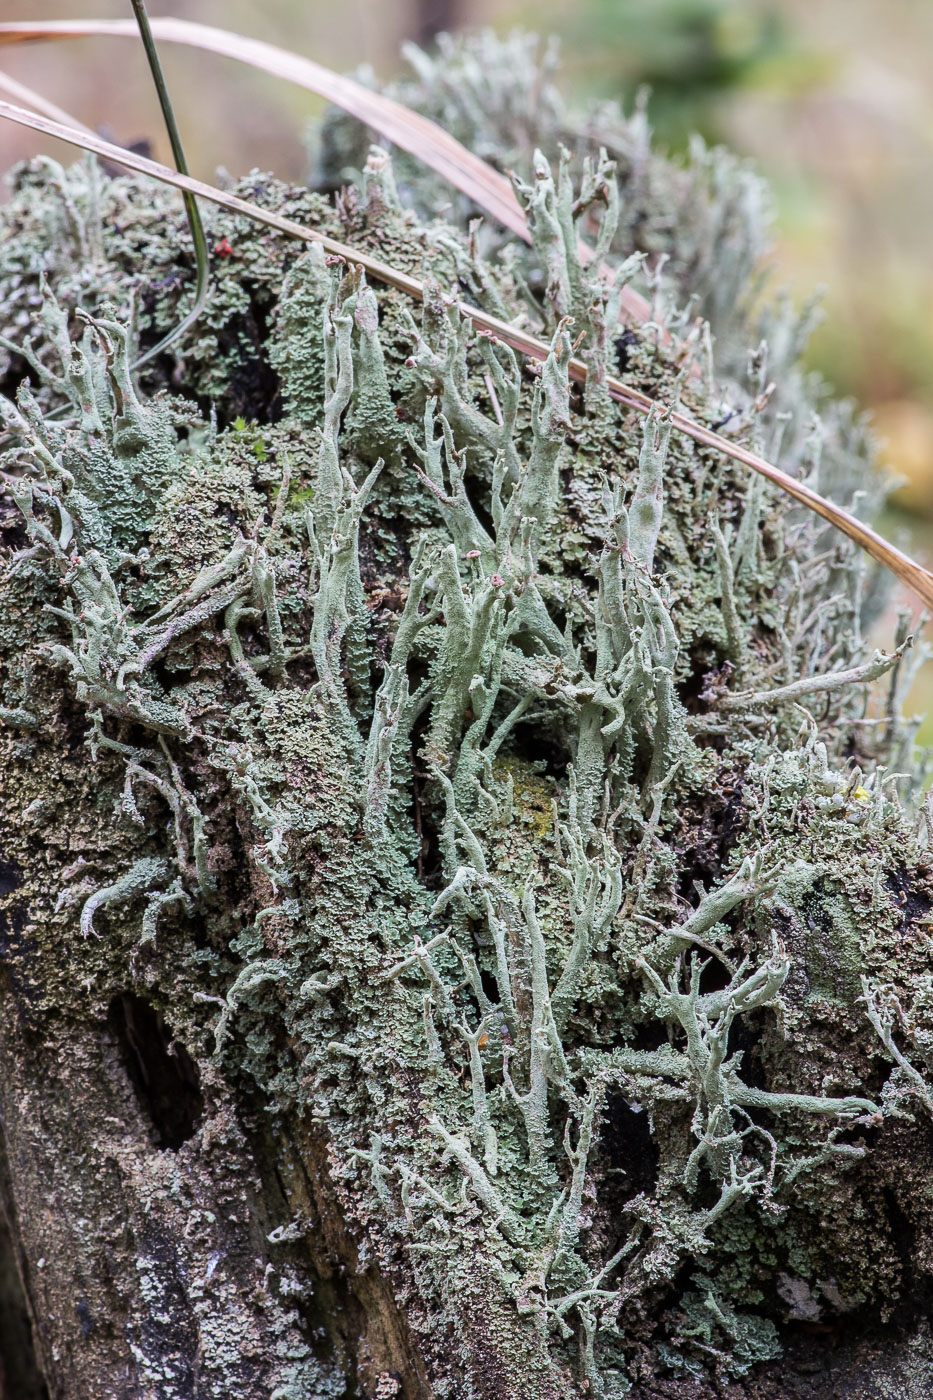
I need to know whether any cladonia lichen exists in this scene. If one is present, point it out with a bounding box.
[3,29,933,1400]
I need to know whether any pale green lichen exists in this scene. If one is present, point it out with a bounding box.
[2,31,933,1400]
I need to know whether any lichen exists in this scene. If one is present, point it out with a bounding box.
[2,30,933,1400]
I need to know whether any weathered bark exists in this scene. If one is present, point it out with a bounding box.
[3,32,933,1400]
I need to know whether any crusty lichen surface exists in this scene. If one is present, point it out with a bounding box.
[3,31,933,1400]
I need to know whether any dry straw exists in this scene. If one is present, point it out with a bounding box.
[1,19,932,610]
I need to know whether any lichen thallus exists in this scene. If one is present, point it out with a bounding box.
[0,4,931,614]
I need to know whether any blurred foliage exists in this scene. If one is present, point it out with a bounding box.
[525,0,933,477]
[555,0,791,147]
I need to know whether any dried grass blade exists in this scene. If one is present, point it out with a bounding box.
[0,100,430,338]
[0,96,929,613]
[0,17,652,326]
[0,68,94,133]
[0,18,528,240]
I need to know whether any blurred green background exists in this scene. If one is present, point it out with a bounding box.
[3,0,933,732]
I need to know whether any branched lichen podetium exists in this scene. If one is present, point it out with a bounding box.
[2,29,933,1400]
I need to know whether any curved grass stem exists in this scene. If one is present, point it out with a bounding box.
[128,0,208,370]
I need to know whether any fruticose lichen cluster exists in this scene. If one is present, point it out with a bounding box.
[3,31,933,1400]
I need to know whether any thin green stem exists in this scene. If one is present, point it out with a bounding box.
[129,0,209,369]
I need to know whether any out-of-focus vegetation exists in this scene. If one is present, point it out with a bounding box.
[3,0,933,730]
[546,0,794,147]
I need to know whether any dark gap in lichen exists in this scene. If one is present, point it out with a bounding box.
[134,283,283,428]
[0,496,28,553]
[410,709,444,890]
[885,863,933,930]
[108,993,204,1150]
[614,329,640,376]
[463,467,496,542]
[726,1011,769,1092]
[478,964,499,1008]
[676,644,723,715]
[0,907,43,1031]
[149,658,189,694]
[214,294,282,429]
[601,1093,660,1202]
[0,860,22,897]
[214,501,241,529]
[628,732,653,794]
[775,1190,927,1362]
[506,717,571,782]
[696,957,731,998]
[0,348,31,408]
[629,1019,669,1053]
[674,805,744,904]
[58,691,93,757]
